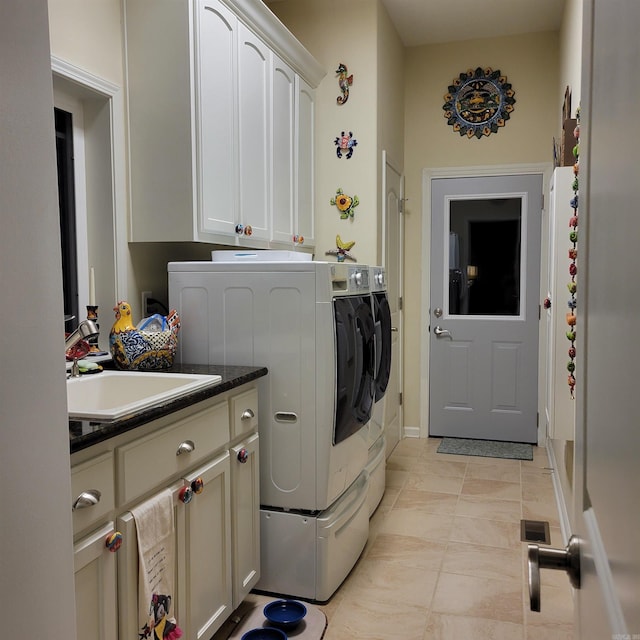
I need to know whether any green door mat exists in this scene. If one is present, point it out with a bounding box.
[436,437,533,460]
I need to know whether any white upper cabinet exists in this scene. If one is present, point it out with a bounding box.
[270,54,296,246]
[295,75,316,248]
[237,23,270,243]
[197,0,238,238]
[124,0,324,248]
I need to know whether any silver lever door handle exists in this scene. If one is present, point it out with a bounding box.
[433,325,452,338]
[527,535,581,611]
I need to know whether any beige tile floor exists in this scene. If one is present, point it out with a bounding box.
[317,437,575,640]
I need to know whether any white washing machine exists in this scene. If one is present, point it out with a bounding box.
[168,257,375,600]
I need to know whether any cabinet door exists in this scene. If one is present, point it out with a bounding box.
[196,0,238,237]
[230,432,260,607]
[270,54,295,244]
[175,452,232,640]
[74,523,118,640]
[238,24,270,242]
[295,75,315,248]
[117,453,231,640]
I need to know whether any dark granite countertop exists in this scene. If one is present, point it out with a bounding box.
[69,364,268,454]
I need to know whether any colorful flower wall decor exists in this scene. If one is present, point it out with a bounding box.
[443,67,515,139]
[330,188,359,219]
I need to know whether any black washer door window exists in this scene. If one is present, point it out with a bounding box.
[333,296,375,445]
[372,291,392,402]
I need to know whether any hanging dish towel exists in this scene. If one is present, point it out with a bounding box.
[131,488,183,640]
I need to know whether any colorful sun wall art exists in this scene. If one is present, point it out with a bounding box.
[443,67,515,139]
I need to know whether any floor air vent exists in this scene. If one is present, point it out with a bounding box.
[520,519,551,544]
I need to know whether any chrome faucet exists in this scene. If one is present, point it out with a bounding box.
[65,319,99,377]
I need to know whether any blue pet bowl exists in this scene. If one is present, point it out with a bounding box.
[241,628,287,640]
[263,599,307,630]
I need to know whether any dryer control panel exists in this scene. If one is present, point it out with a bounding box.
[330,263,370,294]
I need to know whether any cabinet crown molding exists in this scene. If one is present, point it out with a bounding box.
[221,0,326,88]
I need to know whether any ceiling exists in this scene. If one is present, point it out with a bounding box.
[379,0,567,47]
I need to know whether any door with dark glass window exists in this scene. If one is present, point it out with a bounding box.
[429,174,542,443]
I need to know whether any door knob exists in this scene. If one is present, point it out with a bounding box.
[433,325,452,338]
[527,534,581,611]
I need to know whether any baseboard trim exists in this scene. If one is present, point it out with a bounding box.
[545,437,571,544]
[403,426,420,439]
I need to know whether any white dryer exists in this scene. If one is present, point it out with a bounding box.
[168,259,374,600]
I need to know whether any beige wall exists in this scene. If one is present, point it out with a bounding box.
[402,31,560,428]
[269,0,389,266]
[377,2,405,167]
[48,0,123,84]
[376,1,405,258]
[559,0,583,124]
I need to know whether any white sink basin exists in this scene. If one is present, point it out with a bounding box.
[67,370,222,420]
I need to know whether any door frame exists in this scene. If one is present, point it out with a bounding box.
[382,150,404,443]
[420,163,553,445]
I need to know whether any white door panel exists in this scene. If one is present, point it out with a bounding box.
[528,4,640,636]
[573,1,640,635]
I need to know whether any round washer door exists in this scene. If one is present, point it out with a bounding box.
[333,295,375,444]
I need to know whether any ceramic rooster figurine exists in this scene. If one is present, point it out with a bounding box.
[109,301,181,371]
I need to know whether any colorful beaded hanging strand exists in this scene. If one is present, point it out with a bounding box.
[567,108,580,398]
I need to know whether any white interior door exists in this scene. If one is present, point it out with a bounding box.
[383,152,403,456]
[570,1,640,635]
[429,174,542,443]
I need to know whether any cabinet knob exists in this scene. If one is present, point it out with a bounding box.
[244,225,253,236]
[191,476,204,495]
[179,485,194,504]
[72,489,101,511]
[241,409,255,421]
[293,234,304,245]
[105,531,123,553]
[237,448,249,464]
[176,439,195,456]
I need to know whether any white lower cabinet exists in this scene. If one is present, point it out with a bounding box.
[71,384,260,640]
[230,432,260,607]
[74,522,118,640]
[118,452,232,640]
